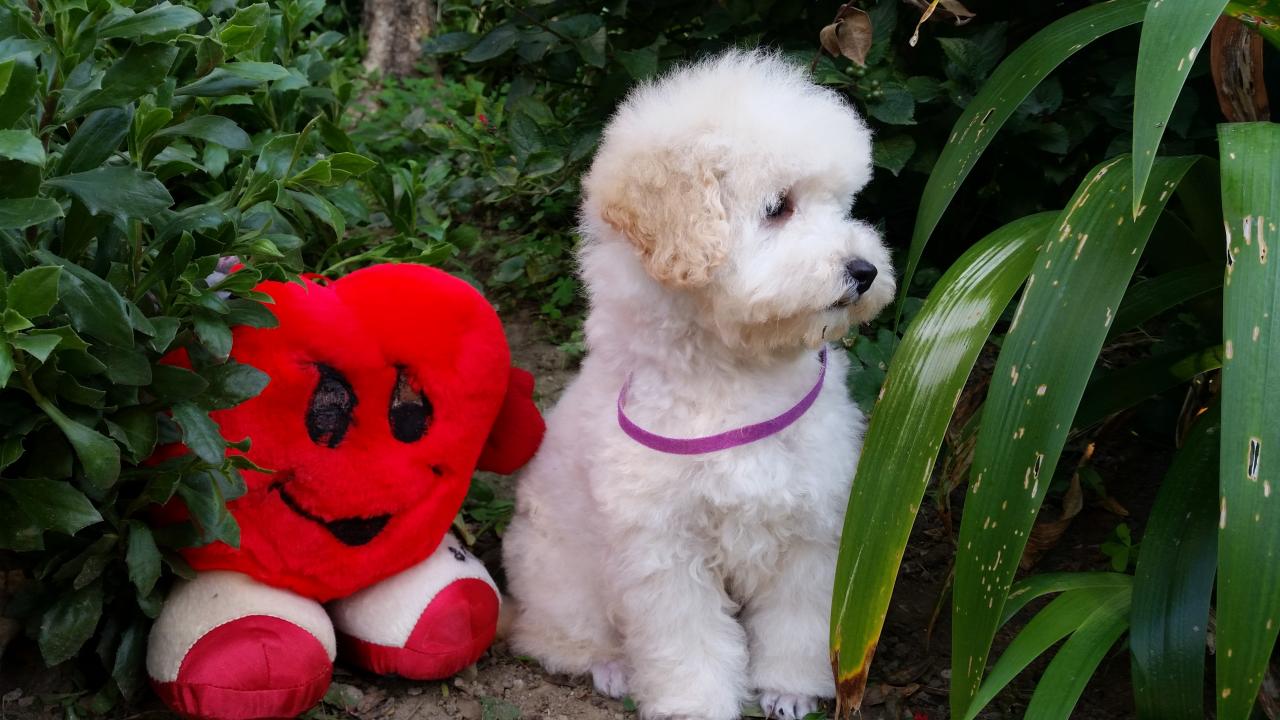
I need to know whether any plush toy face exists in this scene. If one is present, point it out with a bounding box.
[176,265,529,601]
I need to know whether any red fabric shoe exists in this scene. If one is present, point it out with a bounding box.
[151,615,332,720]
[338,578,499,679]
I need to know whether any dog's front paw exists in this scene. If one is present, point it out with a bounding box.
[759,692,820,720]
[591,660,630,699]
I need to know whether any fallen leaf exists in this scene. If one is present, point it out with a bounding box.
[907,0,977,47]
[819,5,873,66]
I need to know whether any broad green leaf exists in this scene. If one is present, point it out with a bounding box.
[1131,0,1228,214]
[1216,121,1280,720]
[901,0,1145,307]
[0,129,45,165]
[220,3,269,56]
[111,620,146,698]
[950,155,1197,719]
[964,585,1131,720]
[12,332,61,362]
[151,364,208,402]
[177,469,240,546]
[44,166,173,222]
[463,24,518,62]
[422,31,476,55]
[58,108,131,175]
[171,402,225,464]
[1074,343,1223,431]
[33,252,133,347]
[0,341,10,387]
[1001,571,1133,626]
[38,581,103,666]
[175,62,290,97]
[7,265,61,318]
[125,521,161,596]
[66,44,178,117]
[830,212,1054,713]
[155,115,251,151]
[35,398,121,491]
[1131,406,1218,720]
[1,478,102,535]
[0,56,37,129]
[204,361,270,409]
[99,2,202,39]
[0,197,62,228]
[1022,587,1133,719]
[1108,263,1222,340]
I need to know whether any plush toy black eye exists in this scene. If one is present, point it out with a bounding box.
[389,366,432,443]
[307,364,356,448]
[765,192,794,221]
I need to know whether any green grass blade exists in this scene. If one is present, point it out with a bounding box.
[950,154,1199,719]
[900,0,1146,302]
[830,212,1055,716]
[1074,343,1223,430]
[1023,587,1134,720]
[1216,121,1280,720]
[963,585,1131,720]
[1131,0,1229,214]
[1131,406,1219,720]
[1107,263,1223,341]
[1002,571,1134,626]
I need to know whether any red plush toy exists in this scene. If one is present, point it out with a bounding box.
[144,264,544,720]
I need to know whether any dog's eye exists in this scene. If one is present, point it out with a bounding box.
[765,193,794,221]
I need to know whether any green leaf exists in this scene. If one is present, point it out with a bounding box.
[7,265,61,318]
[35,398,121,492]
[1216,121,1280,720]
[1022,587,1132,719]
[1131,406,1218,720]
[151,364,208,402]
[1108,263,1222,340]
[422,31,476,55]
[463,24,518,62]
[950,155,1197,719]
[106,407,157,462]
[575,27,607,68]
[0,341,11,387]
[523,151,564,179]
[1131,0,1228,214]
[1074,343,1223,431]
[204,361,270,409]
[0,197,62,229]
[872,134,916,176]
[901,0,1146,306]
[125,521,161,596]
[0,129,45,166]
[58,108,131,175]
[963,584,1131,720]
[66,43,178,117]
[1,478,102,535]
[111,619,146,699]
[866,85,915,126]
[155,115,251,151]
[38,581,103,666]
[12,333,62,362]
[177,469,240,545]
[830,212,1053,712]
[98,345,152,385]
[99,2,203,39]
[616,46,659,80]
[171,401,225,464]
[33,253,133,347]
[0,56,37,129]
[44,166,173,223]
[175,62,289,97]
[220,3,269,56]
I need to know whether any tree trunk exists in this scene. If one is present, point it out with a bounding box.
[362,0,435,77]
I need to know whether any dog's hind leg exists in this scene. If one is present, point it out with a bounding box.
[502,454,620,677]
[741,539,838,716]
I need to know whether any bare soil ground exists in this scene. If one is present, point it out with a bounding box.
[0,317,1155,720]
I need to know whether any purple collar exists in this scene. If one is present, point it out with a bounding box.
[616,347,828,455]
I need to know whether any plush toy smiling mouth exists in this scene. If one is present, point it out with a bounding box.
[271,478,391,546]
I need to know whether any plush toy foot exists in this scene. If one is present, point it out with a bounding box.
[147,572,337,720]
[330,533,500,679]
[152,616,333,720]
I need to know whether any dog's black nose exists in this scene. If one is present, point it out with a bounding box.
[845,259,878,295]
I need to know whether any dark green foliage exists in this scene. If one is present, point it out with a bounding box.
[0,0,380,708]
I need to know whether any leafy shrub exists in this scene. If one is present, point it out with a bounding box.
[0,0,379,708]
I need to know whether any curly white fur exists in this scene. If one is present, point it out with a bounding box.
[502,50,894,720]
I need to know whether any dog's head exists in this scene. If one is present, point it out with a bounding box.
[581,50,894,352]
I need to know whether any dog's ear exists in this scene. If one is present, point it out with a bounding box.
[596,147,728,287]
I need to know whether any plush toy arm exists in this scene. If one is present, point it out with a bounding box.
[476,367,545,474]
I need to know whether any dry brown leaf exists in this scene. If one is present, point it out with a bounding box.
[1019,471,1085,570]
[861,682,922,707]
[907,0,976,47]
[820,8,874,67]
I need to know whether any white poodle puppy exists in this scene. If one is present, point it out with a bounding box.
[502,49,894,720]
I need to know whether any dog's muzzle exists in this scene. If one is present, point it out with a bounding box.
[835,259,878,307]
